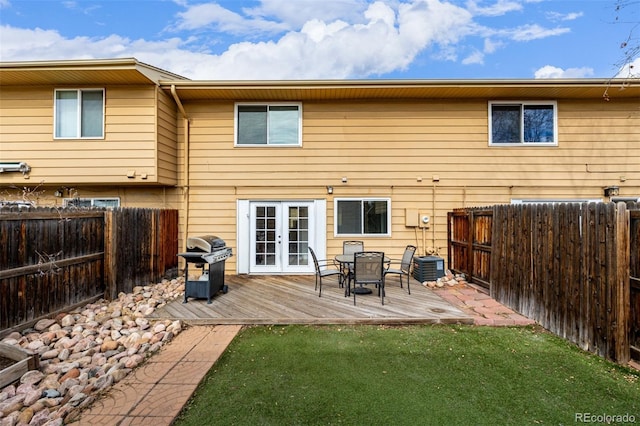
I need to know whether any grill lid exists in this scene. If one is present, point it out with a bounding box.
[186,235,226,253]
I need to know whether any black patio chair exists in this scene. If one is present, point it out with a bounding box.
[384,245,417,294]
[309,247,342,297]
[352,251,386,306]
[341,240,364,288]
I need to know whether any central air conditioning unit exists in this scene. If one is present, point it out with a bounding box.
[412,256,445,282]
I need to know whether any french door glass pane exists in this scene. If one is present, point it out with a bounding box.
[81,90,103,137]
[287,206,309,266]
[55,91,78,138]
[255,205,277,265]
[238,105,267,144]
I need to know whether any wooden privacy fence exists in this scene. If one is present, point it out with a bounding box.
[630,209,640,361]
[0,207,178,332]
[449,202,638,365]
[447,208,493,289]
[104,208,179,300]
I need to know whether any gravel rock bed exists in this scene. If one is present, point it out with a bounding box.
[0,277,185,426]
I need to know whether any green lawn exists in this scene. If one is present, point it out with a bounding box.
[175,325,639,426]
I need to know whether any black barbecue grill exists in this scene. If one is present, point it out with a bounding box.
[178,235,233,304]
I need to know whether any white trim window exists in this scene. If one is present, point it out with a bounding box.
[54,89,105,139]
[235,103,302,146]
[64,197,120,208]
[335,198,391,236]
[489,101,557,146]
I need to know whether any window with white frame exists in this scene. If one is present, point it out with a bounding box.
[335,198,390,236]
[64,198,120,208]
[54,89,104,139]
[489,101,557,146]
[235,103,301,146]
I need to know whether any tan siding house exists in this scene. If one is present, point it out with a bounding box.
[1,58,639,275]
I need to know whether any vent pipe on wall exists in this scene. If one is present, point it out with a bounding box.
[0,162,31,175]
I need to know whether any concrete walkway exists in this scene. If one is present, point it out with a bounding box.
[72,284,535,425]
[73,325,241,425]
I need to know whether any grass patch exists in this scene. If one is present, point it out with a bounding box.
[175,325,639,425]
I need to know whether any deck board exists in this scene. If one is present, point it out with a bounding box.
[148,275,473,325]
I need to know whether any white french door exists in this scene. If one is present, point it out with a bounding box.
[249,201,315,274]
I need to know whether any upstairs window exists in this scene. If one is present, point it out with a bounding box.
[54,89,104,139]
[489,101,557,146]
[235,103,301,146]
[335,198,390,236]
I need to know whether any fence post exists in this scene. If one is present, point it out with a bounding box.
[467,210,474,283]
[103,210,116,301]
[614,203,631,363]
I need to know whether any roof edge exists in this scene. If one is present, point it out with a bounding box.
[0,57,189,82]
[160,77,637,88]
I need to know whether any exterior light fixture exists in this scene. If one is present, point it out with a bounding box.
[327,186,333,194]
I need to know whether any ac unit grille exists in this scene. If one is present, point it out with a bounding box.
[412,256,445,282]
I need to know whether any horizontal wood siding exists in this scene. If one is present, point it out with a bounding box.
[180,99,639,271]
[0,85,162,185]
[156,87,178,185]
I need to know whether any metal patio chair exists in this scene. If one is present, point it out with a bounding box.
[341,240,364,288]
[384,245,416,294]
[309,247,342,297]
[352,251,386,306]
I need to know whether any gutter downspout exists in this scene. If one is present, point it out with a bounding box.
[170,85,190,252]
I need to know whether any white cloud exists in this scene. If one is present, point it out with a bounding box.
[173,3,288,35]
[0,0,583,79]
[615,57,640,79]
[546,11,583,22]
[0,25,187,63]
[462,50,484,65]
[153,0,477,78]
[483,38,503,54]
[534,65,594,79]
[509,24,570,41]
[244,0,368,29]
[466,0,522,17]
[156,0,475,79]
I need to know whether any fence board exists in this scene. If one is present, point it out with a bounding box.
[629,210,640,361]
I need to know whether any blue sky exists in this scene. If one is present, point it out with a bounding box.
[0,0,637,80]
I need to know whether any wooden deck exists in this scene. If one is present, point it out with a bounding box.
[148,275,474,325]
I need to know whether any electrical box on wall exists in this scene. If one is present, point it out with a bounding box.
[419,212,430,228]
[405,209,419,227]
